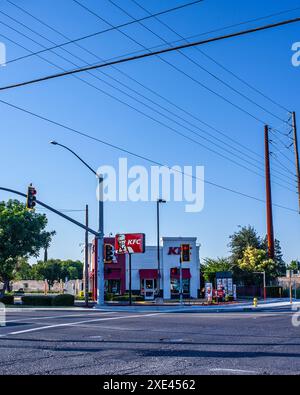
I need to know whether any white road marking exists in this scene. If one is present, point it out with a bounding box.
[4,312,164,336]
[210,368,258,374]
[5,312,117,324]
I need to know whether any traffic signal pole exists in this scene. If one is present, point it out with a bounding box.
[0,187,99,236]
[265,125,275,259]
[97,176,105,307]
[292,112,300,214]
[84,204,89,308]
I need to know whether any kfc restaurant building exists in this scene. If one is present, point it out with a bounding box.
[91,236,200,301]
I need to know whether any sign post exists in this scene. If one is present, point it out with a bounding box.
[129,254,132,306]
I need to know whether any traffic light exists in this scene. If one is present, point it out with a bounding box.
[104,244,114,263]
[26,185,37,210]
[181,244,191,262]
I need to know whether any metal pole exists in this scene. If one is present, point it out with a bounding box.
[290,270,293,304]
[265,125,275,259]
[157,200,160,297]
[129,253,132,306]
[180,257,183,305]
[97,176,105,306]
[0,187,98,236]
[292,112,300,214]
[263,271,267,301]
[84,204,89,308]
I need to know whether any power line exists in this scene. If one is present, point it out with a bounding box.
[76,0,295,183]
[0,8,296,190]
[130,0,295,114]
[0,97,297,214]
[3,0,203,66]
[108,0,287,124]
[1,16,299,94]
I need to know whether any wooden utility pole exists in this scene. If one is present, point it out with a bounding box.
[265,125,275,259]
[292,112,300,213]
[84,205,89,308]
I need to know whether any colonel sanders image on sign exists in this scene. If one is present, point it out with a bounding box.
[116,234,134,254]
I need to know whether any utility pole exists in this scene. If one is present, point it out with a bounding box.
[84,205,89,308]
[292,112,300,213]
[265,125,275,259]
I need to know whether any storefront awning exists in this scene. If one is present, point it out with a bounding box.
[139,269,159,279]
[171,269,191,280]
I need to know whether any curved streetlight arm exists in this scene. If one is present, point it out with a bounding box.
[51,142,98,177]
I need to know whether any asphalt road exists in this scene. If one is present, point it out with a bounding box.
[0,307,300,375]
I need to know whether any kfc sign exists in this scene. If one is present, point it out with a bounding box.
[168,247,181,256]
[115,233,146,255]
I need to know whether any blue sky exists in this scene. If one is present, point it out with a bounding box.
[0,0,299,264]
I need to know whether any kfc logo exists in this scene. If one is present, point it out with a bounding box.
[115,233,146,254]
[168,247,181,256]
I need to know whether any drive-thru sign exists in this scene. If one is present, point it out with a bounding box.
[115,233,146,255]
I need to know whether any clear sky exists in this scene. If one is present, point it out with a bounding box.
[0,0,299,264]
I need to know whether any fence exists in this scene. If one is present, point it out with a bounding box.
[237,286,283,298]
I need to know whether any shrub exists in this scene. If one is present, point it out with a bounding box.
[22,295,52,306]
[113,294,144,302]
[52,294,74,306]
[0,294,14,305]
[105,293,114,302]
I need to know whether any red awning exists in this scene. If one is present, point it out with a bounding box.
[105,268,122,280]
[139,269,159,279]
[171,269,191,280]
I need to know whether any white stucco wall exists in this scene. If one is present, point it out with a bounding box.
[126,237,200,299]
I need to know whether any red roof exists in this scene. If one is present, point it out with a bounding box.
[139,269,159,279]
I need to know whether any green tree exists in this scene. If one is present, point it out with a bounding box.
[202,257,234,283]
[14,258,34,280]
[237,247,275,274]
[287,260,299,271]
[0,200,55,294]
[32,259,83,290]
[261,237,286,277]
[229,225,262,263]
[34,260,62,290]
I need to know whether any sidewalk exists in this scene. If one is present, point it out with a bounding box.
[4,299,299,313]
[93,298,300,313]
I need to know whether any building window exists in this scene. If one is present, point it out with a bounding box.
[170,279,190,297]
[140,279,157,295]
[105,280,120,295]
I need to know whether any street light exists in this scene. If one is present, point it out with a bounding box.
[50,141,105,307]
[157,198,166,300]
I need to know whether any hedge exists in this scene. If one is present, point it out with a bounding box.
[21,295,52,306]
[52,294,74,306]
[0,295,14,305]
[21,294,75,307]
